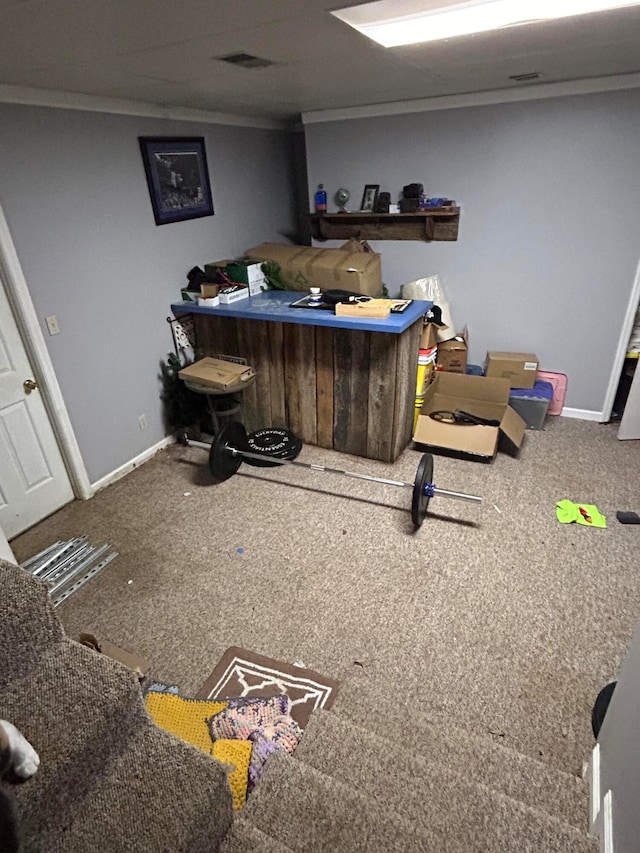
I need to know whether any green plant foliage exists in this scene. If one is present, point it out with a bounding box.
[261,260,288,290]
[159,353,207,432]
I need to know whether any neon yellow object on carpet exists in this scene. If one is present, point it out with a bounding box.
[212,739,252,810]
[145,692,227,754]
[556,499,607,528]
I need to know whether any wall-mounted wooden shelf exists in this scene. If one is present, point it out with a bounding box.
[309,208,460,242]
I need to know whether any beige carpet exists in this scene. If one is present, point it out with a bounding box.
[11,416,640,785]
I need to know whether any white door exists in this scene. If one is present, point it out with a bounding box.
[0,281,74,538]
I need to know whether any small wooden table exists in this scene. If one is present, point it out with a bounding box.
[171,292,430,462]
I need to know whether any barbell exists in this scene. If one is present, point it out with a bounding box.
[191,421,481,529]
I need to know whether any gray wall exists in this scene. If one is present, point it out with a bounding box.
[0,103,295,483]
[304,89,640,412]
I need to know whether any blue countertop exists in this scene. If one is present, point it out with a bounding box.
[171,291,431,334]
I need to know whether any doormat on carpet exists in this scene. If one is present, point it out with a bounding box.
[196,646,340,729]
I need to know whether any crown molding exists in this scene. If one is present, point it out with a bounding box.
[302,71,640,124]
[0,84,288,130]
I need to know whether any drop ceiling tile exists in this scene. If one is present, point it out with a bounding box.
[430,41,640,93]
[0,0,334,64]
[1,0,640,120]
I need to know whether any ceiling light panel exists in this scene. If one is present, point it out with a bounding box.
[332,0,640,47]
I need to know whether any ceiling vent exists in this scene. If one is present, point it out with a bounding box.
[217,53,274,69]
[509,71,542,82]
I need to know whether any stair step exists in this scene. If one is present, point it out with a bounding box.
[293,711,598,853]
[328,702,588,829]
[243,751,445,852]
[220,816,294,853]
[334,661,596,777]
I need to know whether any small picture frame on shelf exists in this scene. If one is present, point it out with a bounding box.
[360,184,379,213]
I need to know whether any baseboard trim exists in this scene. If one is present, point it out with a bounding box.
[604,790,614,853]
[90,437,175,494]
[591,743,601,827]
[560,408,604,421]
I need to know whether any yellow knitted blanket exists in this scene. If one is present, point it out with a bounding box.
[145,692,250,809]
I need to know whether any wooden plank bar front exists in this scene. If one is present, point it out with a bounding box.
[180,293,428,462]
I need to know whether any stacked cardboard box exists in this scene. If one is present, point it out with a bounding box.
[245,242,382,296]
[485,351,539,388]
[437,330,468,373]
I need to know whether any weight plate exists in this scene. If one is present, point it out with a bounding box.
[411,453,434,528]
[242,427,302,468]
[208,421,247,483]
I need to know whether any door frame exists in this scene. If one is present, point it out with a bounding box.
[0,201,92,501]
[602,253,640,423]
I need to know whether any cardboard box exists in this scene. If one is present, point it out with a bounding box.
[335,299,390,318]
[218,285,249,305]
[412,372,526,460]
[200,284,219,298]
[206,260,266,296]
[198,296,220,307]
[485,351,539,389]
[77,633,149,679]
[204,259,231,278]
[437,329,468,373]
[179,357,255,390]
[340,237,375,254]
[245,242,382,297]
[420,322,442,351]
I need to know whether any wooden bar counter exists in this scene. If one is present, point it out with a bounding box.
[171,292,430,462]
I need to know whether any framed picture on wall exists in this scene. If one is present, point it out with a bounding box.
[360,184,379,212]
[360,184,380,213]
[139,137,214,225]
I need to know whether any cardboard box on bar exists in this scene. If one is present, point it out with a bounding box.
[485,351,539,389]
[179,357,255,391]
[412,372,526,460]
[335,299,390,318]
[245,242,382,296]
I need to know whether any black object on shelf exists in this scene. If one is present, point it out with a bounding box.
[399,198,420,213]
[403,183,423,198]
[375,192,391,213]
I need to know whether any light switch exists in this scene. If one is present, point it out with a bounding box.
[45,315,60,335]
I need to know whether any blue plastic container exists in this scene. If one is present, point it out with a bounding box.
[509,380,554,429]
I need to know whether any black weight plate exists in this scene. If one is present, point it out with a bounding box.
[411,453,434,528]
[208,421,247,483]
[242,427,302,468]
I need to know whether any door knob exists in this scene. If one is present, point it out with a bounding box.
[23,378,38,393]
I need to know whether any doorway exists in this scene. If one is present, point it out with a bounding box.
[603,253,640,439]
[0,201,91,540]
